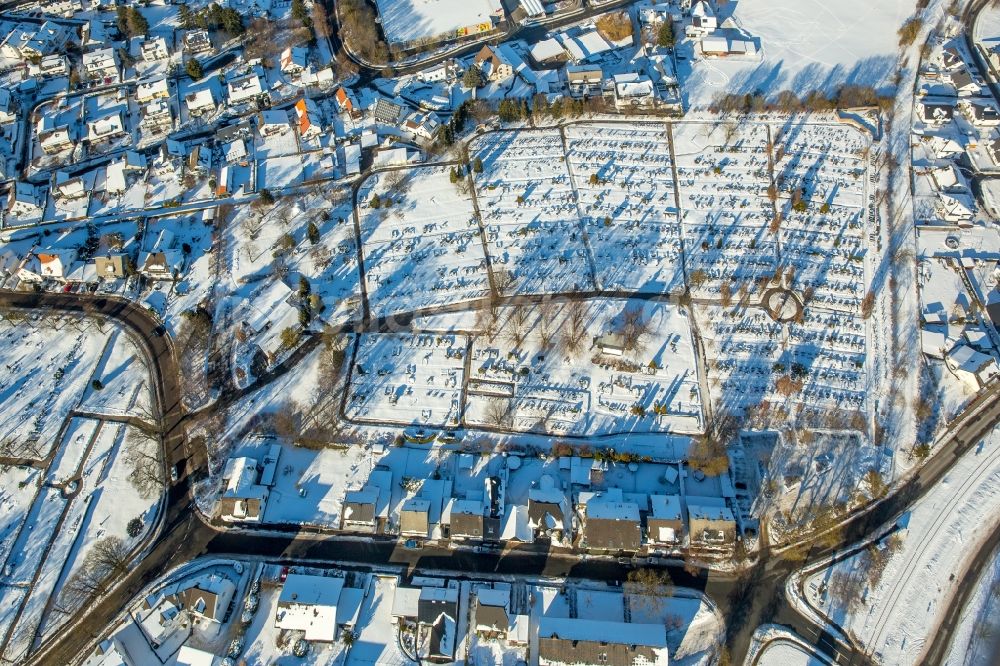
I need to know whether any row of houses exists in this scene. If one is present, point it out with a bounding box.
[219,445,740,555]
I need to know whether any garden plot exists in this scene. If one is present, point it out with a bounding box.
[673,121,777,297]
[471,130,595,295]
[346,333,467,427]
[564,122,684,293]
[465,299,703,436]
[775,124,869,314]
[358,167,490,317]
[0,314,111,461]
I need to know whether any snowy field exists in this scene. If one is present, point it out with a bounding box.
[358,167,490,317]
[804,425,1000,665]
[373,0,502,44]
[679,0,916,107]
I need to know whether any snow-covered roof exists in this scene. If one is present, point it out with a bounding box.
[538,617,668,647]
[530,38,564,62]
[276,574,345,642]
[586,500,640,522]
[650,494,682,520]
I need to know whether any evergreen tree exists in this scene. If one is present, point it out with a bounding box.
[186,58,204,80]
[307,221,320,245]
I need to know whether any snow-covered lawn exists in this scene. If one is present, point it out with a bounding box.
[804,424,1000,665]
[347,575,409,665]
[679,0,915,107]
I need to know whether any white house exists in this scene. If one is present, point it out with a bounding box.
[82,47,121,82]
[0,89,17,124]
[136,78,170,104]
[227,72,265,105]
[86,113,127,143]
[274,574,345,642]
[219,456,270,522]
[7,181,44,219]
[185,89,217,117]
[32,54,70,78]
[259,109,291,135]
[280,46,309,76]
[141,36,169,61]
[947,344,1000,389]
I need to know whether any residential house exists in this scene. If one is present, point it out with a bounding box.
[294,98,323,140]
[19,248,78,282]
[473,45,514,82]
[400,498,431,538]
[152,143,179,177]
[227,72,265,105]
[141,99,174,133]
[39,125,73,154]
[613,73,657,110]
[275,574,345,642]
[86,113,127,144]
[185,89,216,117]
[259,109,291,136]
[537,617,670,666]
[374,98,404,124]
[242,279,300,359]
[335,87,361,119]
[920,100,955,125]
[52,175,87,201]
[83,47,120,83]
[184,29,213,56]
[566,65,604,99]
[527,479,568,541]
[417,59,459,83]
[949,68,980,96]
[136,78,170,104]
[0,24,37,59]
[473,588,510,638]
[0,90,18,124]
[341,470,392,533]
[280,46,309,77]
[445,498,486,541]
[33,54,70,78]
[7,181,44,219]
[418,587,459,662]
[170,574,236,624]
[94,254,129,279]
[946,344,1000,389]
[938,191,975,224]
[961,100,1000,127]
[21,21,71,59]
[219,456,269,522]
[580,495,642,553]
[139,229,183,279]
[689,0,717,34]
[687,498,737,546]
[141,36,169,61]
[647,494,684,547]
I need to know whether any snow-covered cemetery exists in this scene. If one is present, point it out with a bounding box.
[0,0,999,664]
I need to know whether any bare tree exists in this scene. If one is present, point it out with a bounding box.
[483,398,513,428]
[493,267,515,297]
[125,429,163,498]
[562,301,588,356]
[619,307,649,352]
[504,305,531,349]
[538,301,557,352]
